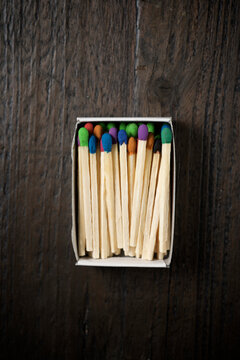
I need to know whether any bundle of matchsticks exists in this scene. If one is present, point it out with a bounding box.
[77,121,172,261]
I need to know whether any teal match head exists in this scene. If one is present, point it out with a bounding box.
[89,135,97,154]
[147,123,155,134]
[102,133,112,153]
[78,127,89,146]
[161,124,172,144]
[119,122,126,131]
[107,122,115,131]
[126,123,138,138]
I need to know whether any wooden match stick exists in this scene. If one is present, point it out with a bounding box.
[77,136,86,256]
[89,135,100,258]
[159,124,172,254]
[102,133,118,254]
[126,123,138,256]
[100,139,110,258]
[136,133,154,258]
[118,129,129,254]
[126,123,138,225]
[130,124,148,247]
[93,125,104,256]
[127,137,137,256]
[109,127,123,250]
[142,137,161,259]
[78,127,93,252]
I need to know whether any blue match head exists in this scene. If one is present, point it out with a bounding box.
[89,135,97,154]
[118,130,128,145]
[102,133,112,153]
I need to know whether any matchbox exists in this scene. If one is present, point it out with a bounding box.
[71,118,176,268]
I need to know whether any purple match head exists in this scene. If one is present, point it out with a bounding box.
[109,127,118,144]
[138,124,148,141]
[77,136,80,146]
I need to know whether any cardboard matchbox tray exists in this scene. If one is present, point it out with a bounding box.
[71,117,176,268]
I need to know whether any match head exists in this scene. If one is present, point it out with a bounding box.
[118,129,128,145]
[126,123,138,138]
[107,122,115,131]
[84,122,93,135]
[102,133,112,153]
[77,136,80,147]
[78,127,89,146]
[127,137,137,154]
[138,124,148,141]
[93,124,103,140]
[147,123,155,134]
[109,127,118,144]
[119,122,126,131]
[99,122,107,131]
[161,124,172,144]
[89,135,97,154]
[100,139,104,152]
[146,133,155,150]
[153,138,161,153]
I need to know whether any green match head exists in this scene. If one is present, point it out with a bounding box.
[155,134,161,140]
[99,122,107,131]
[78,127,89,146]
[126,123,138,138]
[161,124,172,144]
[147,123,155,134]
[107,122,115,131]
[119,122,126,131]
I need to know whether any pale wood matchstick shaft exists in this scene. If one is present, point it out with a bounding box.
[104,152,117,253]
[159,144,171,253]
[130,141,147,246]
[100,153,109,258]
[90,154,99,258]
[80,146,93,251]
[112,144,123,249]
[78,147,86,256]
[142,153,160,259]
[119,143,129,253]
[136,148,153,258]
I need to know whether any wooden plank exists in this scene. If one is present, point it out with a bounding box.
[1,0,240,359]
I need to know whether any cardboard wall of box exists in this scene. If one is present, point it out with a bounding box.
[71,118,176,268]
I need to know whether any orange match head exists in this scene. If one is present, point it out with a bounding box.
[127,137,137,154]
[93,125,103,140]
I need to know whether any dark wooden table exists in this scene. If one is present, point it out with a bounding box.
[1,1,240,359]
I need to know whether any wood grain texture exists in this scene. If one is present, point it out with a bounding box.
[1,1,240,359]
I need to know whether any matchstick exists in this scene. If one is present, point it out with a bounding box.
[78,127,93,251]
[136,133,154,258]
[77,136,86,256]
[100,139,110,258]
[118,129,129,254]
[102,133,118,254]
[142,137,161,259]
[126,137,137,256]
[159,125,172,254]
[126,123,138,221]
[93,125,104,256]
[109,127,123,250]
[130,124,149,247]
[89,135,100,259]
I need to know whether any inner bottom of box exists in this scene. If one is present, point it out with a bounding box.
[76,256,168,268]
